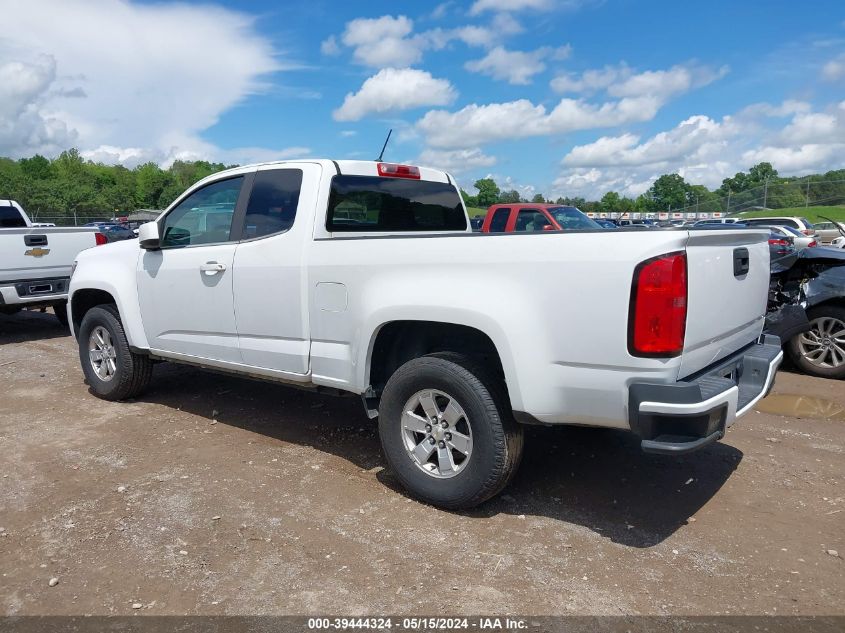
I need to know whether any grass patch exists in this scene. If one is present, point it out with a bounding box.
[466,206,487,218]
[734,205,845,223]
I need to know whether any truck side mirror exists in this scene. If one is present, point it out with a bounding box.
[138,222,160,250]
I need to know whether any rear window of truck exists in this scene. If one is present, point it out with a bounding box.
[0,204,26,228]
[326,176,467,232]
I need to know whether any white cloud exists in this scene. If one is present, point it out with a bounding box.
[329,13,523,71]
[418,61,726,150]
[0,56,77,155]
[469,0,554,15]
[562,115,733,168]
[821,53,845,81]
[0,0,289,164]
[465,45,570,84]
[551,100,845,199]
[320,35,340,56]
[80,143,311,169]
[417,96,662,148]
[430,2,453,19]
[417,147,496,174]
[334,68,457,122]
[551,62,728,99]
[341,15,425,67]
[340,130,357,137]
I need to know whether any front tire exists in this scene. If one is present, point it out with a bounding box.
[78,304,153,400]
[787,304,845,379]
[378,352,524,509]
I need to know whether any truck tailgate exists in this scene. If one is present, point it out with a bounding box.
[678,229,770,379]
[0,228,98,283]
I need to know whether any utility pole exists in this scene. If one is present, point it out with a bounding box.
[805,177,811,208]
[763,176,770,209]
[726,189,731,215]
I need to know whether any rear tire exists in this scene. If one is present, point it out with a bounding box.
[378,352,523,509]
[787,304,845,379]
[78,304,153,400]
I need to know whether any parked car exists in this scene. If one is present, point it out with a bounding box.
[766,248,845,379]
[764,225,817,251]
[741,216,816,236]
[98,223,137,242]
[692,218,741,226]
[593,218,617,229]
[68,159,781,509]
[812,220,843,245]
[764,229,798,273]
[481,204,600,232]
[1,199,104,325]
[617,219,656,227]
[469,217,484,232]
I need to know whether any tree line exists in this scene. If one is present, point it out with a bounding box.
[0,149,230,220]
[463,162,845,214]
[0,150,843,221]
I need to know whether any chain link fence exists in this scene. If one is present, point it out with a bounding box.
[672,178,845,216]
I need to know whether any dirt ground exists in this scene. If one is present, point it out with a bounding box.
[0,308,842,616]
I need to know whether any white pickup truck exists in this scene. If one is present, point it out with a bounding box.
[68,160,782,508]
[1,200,103,325]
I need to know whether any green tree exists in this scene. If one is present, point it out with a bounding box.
[649,173,690,210]
[600,191,621,211]
[531,193,545,203]
[498,190,520,203]
[459,188,478,208]
[473,178,500,207]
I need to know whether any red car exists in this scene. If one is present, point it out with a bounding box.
[481,203,600,232]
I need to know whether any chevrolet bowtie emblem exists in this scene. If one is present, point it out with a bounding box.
[25,247,50,258]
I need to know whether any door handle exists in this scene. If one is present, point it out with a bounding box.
[200,261,227,275]
[25,234,48,246]
[733,247,750,277]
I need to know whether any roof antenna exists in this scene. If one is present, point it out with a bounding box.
[376,128,393,162]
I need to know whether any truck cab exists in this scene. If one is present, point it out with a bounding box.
[481,204,600,232]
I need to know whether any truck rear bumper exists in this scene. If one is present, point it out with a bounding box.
[628,335,783,455]
[0,277,69,306]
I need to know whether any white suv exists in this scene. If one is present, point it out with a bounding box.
[741,216,816,236]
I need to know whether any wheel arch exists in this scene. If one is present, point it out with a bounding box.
[362,316,522,411]
[69,283,148,349]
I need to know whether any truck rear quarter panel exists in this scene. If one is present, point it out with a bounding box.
[307,230,692,428]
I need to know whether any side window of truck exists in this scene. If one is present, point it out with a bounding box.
[160,177,244,248]
[241,169,303,240]
[514,209,544,232]
[489,208,509,232]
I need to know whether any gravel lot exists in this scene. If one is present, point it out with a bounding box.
[1,309,843,616]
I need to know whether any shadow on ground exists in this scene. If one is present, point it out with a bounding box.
[0,309,70,343]
[133,361,742,549]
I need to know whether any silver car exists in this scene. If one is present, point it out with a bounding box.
[813,219,845,244]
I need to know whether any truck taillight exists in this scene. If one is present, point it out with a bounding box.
[807,240,818,247]
[377,163,420,179]
[629,252,687,357]
[95,232,107,246]
[768,238,789,247]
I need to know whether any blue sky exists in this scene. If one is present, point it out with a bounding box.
[2,0,844,199]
